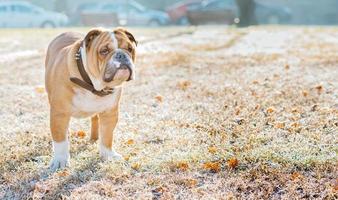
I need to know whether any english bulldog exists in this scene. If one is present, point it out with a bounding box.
[45,27,137,171]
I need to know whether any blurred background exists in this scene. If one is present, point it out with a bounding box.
[0,0,338,28]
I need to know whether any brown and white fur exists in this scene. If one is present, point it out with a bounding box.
[45,28,137,171]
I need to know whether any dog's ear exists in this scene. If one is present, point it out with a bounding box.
[84,28,102,49]
[115,28,138,46]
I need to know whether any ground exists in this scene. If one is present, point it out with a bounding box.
[0,26,337,199]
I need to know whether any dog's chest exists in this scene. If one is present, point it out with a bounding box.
[71,88,120,118]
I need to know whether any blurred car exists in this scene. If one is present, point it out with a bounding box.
[166,0,201,25]
[80,0,170,26]
[255,2,291,24]
[0,1,68,28]
[186,0,291,25]
[187,0,238,25]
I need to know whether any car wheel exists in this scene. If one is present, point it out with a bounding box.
[177,17,189,25]
[41,21,56,28]
[148,19,161,27]
[266,15,280,24]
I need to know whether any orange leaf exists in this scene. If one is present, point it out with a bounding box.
[57,170,69,177]
[76,130,86,139]
[155,95,163,103]
[267,107,275,114]
[334,179,338,191]
[208,146,217,154]
[291,172,302,180]
[203,161,220,173]
[177,80,191,90]
[275,122,285,129]
[35,86,45,94]
[227,158,239,169]
[291,122,300,128]
[176,161,189,171]
[315,85,323,93]
[131,162,141,170]
[126,139,135,145]
[181,178,198,187]
[124,155,130,161]
[302,90,308,97]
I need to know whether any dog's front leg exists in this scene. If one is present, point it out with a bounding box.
[98,107,123,161]
[90,115,99,142]
[49,110,71,171]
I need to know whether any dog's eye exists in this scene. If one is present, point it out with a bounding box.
[100,48,109,56]
[127,46,133,52]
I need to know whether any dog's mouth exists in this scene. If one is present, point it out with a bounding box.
[104,64,133,83]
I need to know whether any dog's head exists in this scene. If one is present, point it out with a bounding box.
[81,27,137,90]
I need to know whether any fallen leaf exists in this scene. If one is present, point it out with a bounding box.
[208,146,217,154]
[203,161,220,173]
[227,158,239,169]
[176,162,189,171]
[126,139,135,145]
[291,107,299,113]
[334,178,338,191]
[267,107,275,114]
[285,64,290,70]
[177,80,191,90]
[311,104,318,112]
[275,122,285,129]
[124,155,130,161]
[152,186,166,194]
[131,162,141,170]
[302,90,308,97]
[291,122,300,128]
[315,85,323,94]
[252,80,259,84]
[35,86,45,94]
[155,95,163,103]
[57,170,69,177]
[177,178,198,188]
[291,172,302,181]
[75,130,86,139]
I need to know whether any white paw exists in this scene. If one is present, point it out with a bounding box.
[100,145,123,161]
[49,140,70,171]
[49,155,70,171]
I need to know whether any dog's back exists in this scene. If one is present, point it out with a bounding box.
[45,32,83,68]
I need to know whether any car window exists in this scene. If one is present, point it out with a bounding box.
[103,4,118,11]
[206,0,234,9]
[11,4,32,13]
[103,3,128,12]
[128,2,145,12]
[0,5,7,13]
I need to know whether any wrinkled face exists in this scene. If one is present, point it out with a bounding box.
[82,28,137,90]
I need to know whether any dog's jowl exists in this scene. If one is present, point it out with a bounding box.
[45,28,137,171]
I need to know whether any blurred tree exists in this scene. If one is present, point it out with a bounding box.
[236,0,257,27]
[54,0,68,14]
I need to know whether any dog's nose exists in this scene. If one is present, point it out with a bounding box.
[115,51,128,63]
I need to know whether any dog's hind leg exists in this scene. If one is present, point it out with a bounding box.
[90,115,99,142]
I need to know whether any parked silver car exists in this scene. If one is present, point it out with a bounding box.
[0,1,68,28]
[81,0,170,26]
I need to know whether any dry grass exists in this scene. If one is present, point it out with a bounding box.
[0,26,337,199]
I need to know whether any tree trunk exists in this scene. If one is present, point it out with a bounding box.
[236,0,257,27]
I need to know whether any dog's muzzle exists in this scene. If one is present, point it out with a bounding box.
[104,50,134,82]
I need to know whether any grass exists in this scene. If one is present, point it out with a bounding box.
[0,26,337,199]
